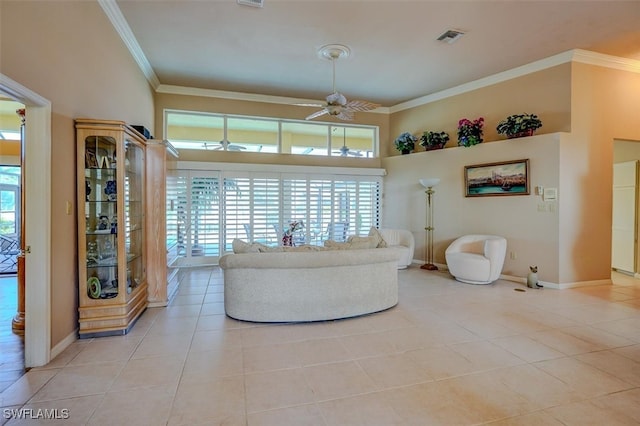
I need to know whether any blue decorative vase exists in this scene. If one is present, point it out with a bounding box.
[104,180,117,201]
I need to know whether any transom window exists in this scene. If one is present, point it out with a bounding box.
[164,110,378,158]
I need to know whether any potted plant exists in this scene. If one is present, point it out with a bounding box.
[394,132,417,154]
[457,117,484,147]
[496,113,542,138]
[420,131,450,151]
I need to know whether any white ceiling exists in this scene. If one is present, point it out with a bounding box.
[85,2,640,107]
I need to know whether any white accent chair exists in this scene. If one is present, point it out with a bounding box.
[445,235,507,284]
[379,228,415,269]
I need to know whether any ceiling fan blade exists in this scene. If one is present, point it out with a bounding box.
[305,109,329,120]
[202,142,224,150]
[344,100,381,112]
[336,110,354,121]
[293,102,325,107]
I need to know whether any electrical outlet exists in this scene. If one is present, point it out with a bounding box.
[510,251,517,260]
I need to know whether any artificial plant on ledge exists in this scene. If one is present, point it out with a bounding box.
[420,131,450,151]
[457,117,484,147]
[496,113,542,138]
[394,132,417,154]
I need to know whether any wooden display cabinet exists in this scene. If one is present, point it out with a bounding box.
[76,119,147,338]
[146,139,179,307]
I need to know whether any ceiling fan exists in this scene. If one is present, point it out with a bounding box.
[332,127,363,157]
[297,44,380,121]
[203,140,246,151]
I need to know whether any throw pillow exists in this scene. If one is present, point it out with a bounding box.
[324,240,351,250]
[232,239,269,254]
[347,235,378,249]
[257,245,285,253]
[282,245,325,252]
[368,227,388,248]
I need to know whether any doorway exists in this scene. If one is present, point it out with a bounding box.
[0,73,52,368]
[0,103,24,387]
[612,140,640,278]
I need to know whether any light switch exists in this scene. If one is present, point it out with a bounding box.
[66,201,72,215]
[543,187,557,201]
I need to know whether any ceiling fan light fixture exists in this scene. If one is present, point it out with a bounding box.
[436,29,465,44]
[237,0,264,8]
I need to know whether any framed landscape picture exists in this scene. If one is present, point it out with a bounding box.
[465,159,529,197]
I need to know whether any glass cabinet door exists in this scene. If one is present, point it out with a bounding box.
[84,136,119,299]
[124,139,145,296]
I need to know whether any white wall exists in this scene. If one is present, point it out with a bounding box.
[382,133,562,284]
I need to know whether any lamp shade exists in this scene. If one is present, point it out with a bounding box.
[419,178,440,188]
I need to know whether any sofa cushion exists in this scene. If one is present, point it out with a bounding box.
[368,227,388,248]
[324,239,373,250]
[233,239,328,253]
[347,235,379,249]
[232,239,267,254]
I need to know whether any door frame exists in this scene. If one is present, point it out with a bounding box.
[0,73,52,367]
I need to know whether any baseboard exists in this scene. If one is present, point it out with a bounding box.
[555,279,612,289]
[500,274,612,289]
[50,328,78,360]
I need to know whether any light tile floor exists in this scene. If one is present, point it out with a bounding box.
[1,268,639,425]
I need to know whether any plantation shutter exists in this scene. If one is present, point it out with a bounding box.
[168,166,382,263]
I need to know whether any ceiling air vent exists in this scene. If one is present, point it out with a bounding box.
[436,29,465,44]
[237,0,264,7]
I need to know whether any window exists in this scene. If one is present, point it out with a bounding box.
[166,111,224,151]
[164,110,378,158]
[168,166,382,265]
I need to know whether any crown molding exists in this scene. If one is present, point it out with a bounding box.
[98,0,160,89]
[570,49,640,73]
[156,84,390,114]
[390,49,640,114]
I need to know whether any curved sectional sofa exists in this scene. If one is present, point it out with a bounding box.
[219,247,399,322]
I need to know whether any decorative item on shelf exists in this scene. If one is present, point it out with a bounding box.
[394,132,417,155]
[104,180,117,201]
[97,148,110,169]
[97,214,110,231]
[110,215,117,234]
[99,238,115,261]
[87,277,101,299]
[282,220,304,246]
[85,180,91,201]
[457,117,484,147]
[419,178,440,271]
[85,150,98,168]
[86,241,98,266]
[496,113,542,139]
[420,131,450,151]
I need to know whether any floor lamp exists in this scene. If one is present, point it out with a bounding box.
[419,178,440,270]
